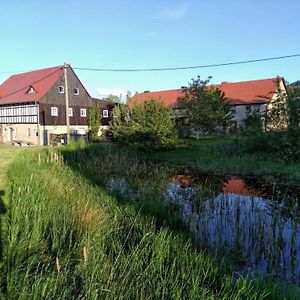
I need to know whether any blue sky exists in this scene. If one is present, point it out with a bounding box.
[1,0,300,99]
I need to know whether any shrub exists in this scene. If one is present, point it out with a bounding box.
[111,100,178,150]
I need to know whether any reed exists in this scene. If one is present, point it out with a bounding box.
[0,144,298,299]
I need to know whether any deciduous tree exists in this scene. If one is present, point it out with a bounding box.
[179,76,233,134]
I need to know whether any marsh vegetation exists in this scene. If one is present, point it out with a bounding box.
[0,143,299,299]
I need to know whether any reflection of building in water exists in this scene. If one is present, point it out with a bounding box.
[172,172,262,198]
[222,176,260,197]
[171,174,193,186]
[165,181,300,284]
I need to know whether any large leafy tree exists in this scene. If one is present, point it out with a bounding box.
[179,76,233,134]
[111,99,177,150]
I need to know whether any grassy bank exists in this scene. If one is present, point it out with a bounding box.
[0,145,24,197]
[0,143,298,299]
[145,136,300,182]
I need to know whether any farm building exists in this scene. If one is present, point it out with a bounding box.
[0,65,112,145]
[131,77,287,130]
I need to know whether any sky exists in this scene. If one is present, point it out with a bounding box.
[1,0,300,100]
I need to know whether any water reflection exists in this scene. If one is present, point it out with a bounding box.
[167,172,300,284]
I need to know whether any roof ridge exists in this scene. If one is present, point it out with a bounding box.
[8,65,63,78]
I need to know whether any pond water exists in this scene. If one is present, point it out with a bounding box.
[166,170,300,284]
[105,168,300,284]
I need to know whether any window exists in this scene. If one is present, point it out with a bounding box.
[74,88,79,95]
[68,108,73,117]
[80,108,87,117]
[27,86,36,94]
[27,128,31,137]
[246,105,251,113]
[103,109,109,118]
[58,86,64,94]
[51,107,58,116]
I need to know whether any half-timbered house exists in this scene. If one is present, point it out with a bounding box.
[0,65,93,145]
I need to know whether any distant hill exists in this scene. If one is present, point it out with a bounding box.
[289,80,300,87]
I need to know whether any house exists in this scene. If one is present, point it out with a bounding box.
[131,77,287,130]
[0,65,108,145]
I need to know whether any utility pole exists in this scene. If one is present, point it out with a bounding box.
[64,63,70,144]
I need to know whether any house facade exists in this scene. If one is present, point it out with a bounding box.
[131,77,287,130]
[0,65,111,145]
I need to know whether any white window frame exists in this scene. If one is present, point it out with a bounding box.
[27,86,36,94]
[74,88,79,95]
[80,108,87,117]
[103,109,109,118]
[58,86,64,94]
[68,108,73,117]
[51,107,58,117]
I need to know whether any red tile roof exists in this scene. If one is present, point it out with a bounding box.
[131,77,284,108]
[0,66,64,105]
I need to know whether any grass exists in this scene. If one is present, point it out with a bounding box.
[0,144,24,196]
[145,136,300,182]
[0,143,299,299]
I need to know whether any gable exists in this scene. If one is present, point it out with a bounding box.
[39,66,92,107]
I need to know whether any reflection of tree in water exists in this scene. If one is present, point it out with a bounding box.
[243,177,300,219]
[172,169,225,212]
[166,170,300,283]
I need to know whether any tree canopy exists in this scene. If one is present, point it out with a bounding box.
[179,76,233,134]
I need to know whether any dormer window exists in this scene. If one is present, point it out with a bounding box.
[74,88,79,95]
[58,86,64,94]
[26,86,36,94]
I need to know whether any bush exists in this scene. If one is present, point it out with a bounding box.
[111,100,178,150]
[239,87,300,162]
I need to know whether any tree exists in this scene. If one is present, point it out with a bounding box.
[179,76,233,135]
[88,103,101,141]
[105,94,122,103]
[110,99,177,150]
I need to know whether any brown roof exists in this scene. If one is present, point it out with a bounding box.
[0,66,64,105]
[131,77,284,107]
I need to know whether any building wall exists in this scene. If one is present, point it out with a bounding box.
[39,103,90,126]
[0,123,39,144]
[232,103,267,127]
[39,67,92,126]
[39,125,89,145]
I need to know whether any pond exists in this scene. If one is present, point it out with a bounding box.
[166,170,300,284]
[105,166,300,284]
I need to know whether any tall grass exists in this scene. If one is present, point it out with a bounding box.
[0,144,298,299]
